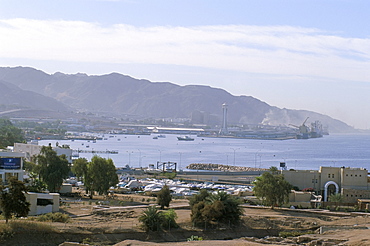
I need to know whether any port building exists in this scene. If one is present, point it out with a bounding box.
[282,166,370,203]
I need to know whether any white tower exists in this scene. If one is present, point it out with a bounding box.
[219,103,229,135]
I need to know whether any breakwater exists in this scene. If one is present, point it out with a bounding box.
[186,163,267,172]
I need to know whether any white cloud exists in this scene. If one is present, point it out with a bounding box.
[2,18,370,128]
[1,18,369,83]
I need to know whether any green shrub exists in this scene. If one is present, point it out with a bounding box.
[82,238,94,245]
[161,209,178,229]
[0,224,14,241]
[35,212,70,223]
[187,235,203,241]
[8,221,56,234]
[279,230,313,238]
[139,206,164,232]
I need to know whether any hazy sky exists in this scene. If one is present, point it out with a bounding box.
[1,0,370,129]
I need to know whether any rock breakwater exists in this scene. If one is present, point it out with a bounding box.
[186,163,267,172]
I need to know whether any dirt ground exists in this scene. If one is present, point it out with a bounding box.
[3,192,370,246]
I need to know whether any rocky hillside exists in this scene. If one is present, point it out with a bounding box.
[0,66,354,132]
[0,79,70,112]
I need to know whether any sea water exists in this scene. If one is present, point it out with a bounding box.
[39,133,370,171]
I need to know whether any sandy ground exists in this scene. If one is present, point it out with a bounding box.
[51,193,370,246]
[3,172,370,246]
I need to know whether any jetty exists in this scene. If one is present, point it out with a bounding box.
[72,149,118,154]
[186,163,267,172]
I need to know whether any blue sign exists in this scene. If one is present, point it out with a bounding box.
[0,158,21,169]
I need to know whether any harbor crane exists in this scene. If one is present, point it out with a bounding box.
[289,117,310,139]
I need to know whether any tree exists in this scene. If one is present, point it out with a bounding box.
[84,156,118,197]
[71,158,88,181]
[207,191,243,223]
[0,177,30,223]
[138,206,164,232]
[189,190,243,227]
[161,209,179,229]
[157,185,172,209]
[0,119,24,149]
[138,206,178,232]
[36,146,70,192]
[253,172,292,209]
[269,166,279,175]
[23,160,47,193]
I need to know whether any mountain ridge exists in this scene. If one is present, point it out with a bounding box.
[0,66,354,133]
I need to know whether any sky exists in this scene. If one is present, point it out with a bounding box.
[1,0,370,129]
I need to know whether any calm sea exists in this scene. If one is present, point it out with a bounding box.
[39,133,370,171]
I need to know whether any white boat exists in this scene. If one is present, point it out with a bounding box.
[177,136,194,141]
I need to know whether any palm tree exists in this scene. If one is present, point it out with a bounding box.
[207,191,243,223]
[328,193,343,203]
[138,206,164,231]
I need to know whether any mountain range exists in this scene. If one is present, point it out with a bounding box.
[0,66,354,133]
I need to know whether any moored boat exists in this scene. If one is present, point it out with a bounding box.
[177,136,194,141]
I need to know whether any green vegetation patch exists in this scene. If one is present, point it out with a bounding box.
[32,212,70,223]
[279,230,314,238]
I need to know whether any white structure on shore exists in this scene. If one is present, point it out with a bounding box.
[219,103,229,135]
[14,142,73,163]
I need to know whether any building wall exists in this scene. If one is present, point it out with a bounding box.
[283,166,370,202]
[26,192,60,216]
[341,168,368,189]
[14,143,42,161]
[342,188,370,203]
[14,143,73,163]
[319,166,342,190]
[282,170,320,191]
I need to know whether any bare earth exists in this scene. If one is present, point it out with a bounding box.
[3,192,370,246]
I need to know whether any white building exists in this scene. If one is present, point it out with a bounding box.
[26,192,60,216]
[14,142,73,163]
[0,150,25,183]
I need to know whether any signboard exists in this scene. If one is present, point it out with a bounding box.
[0,158,21,170]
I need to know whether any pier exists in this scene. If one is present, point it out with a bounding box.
[72,149,118,155]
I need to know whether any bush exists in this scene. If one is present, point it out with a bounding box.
[161,209,178,229]
[157,185,172,209]
[139,206,164,232]
[189,190,243,227]
[8,221,56,234]
[187,235,203,241]
[35,212,70,223]
[279,230,313,238]
[0,224,14,241]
